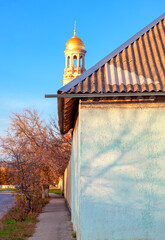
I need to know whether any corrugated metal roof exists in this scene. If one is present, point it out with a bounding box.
[58,13,165,134]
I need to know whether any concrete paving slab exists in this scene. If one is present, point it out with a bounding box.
[28,196,75,240]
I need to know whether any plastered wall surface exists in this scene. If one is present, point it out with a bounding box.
[72,102,165,240]
[64,160,71,210]
[58,177,63,191]
[71,115,81,239]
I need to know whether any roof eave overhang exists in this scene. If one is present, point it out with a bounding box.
[49,91,165,134]
[57,90,79,134]
[57,95,64,134]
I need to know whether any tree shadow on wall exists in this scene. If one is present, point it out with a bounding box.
[79,107,165,235]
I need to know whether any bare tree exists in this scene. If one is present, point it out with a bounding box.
[0,109,71,216]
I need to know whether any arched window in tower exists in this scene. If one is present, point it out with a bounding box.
[67,56,70,68]
[73,56,77,67]
[80,56,83,68]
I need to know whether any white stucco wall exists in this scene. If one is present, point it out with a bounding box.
[58,176,63,191]
[64,160,71,210]
[71,115,81,238]
[71,101,165,240]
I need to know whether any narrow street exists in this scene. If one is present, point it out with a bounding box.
[0,193,14,219]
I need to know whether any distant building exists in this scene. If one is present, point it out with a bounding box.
[62,29,86,86]
[56,14,165,240]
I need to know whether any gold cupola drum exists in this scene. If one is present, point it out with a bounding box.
[62,29,86,86]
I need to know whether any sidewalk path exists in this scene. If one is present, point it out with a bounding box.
[28,194,75,240]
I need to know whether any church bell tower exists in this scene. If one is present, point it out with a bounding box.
[62,29,86,86]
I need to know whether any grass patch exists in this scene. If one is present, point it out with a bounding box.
[0,216,36,239]
[0,188,15,192]
[72,231,76,238]
[49,188,62,195]
[0,198,49,240]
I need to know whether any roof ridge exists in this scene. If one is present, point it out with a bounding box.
[58,13,165,93]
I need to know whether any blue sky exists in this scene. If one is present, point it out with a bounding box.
[0,0,164,136]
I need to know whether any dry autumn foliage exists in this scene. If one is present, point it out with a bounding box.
[0,109,71,217]
[0,166,10,185]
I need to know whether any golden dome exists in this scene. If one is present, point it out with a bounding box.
[66,30,85,51]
